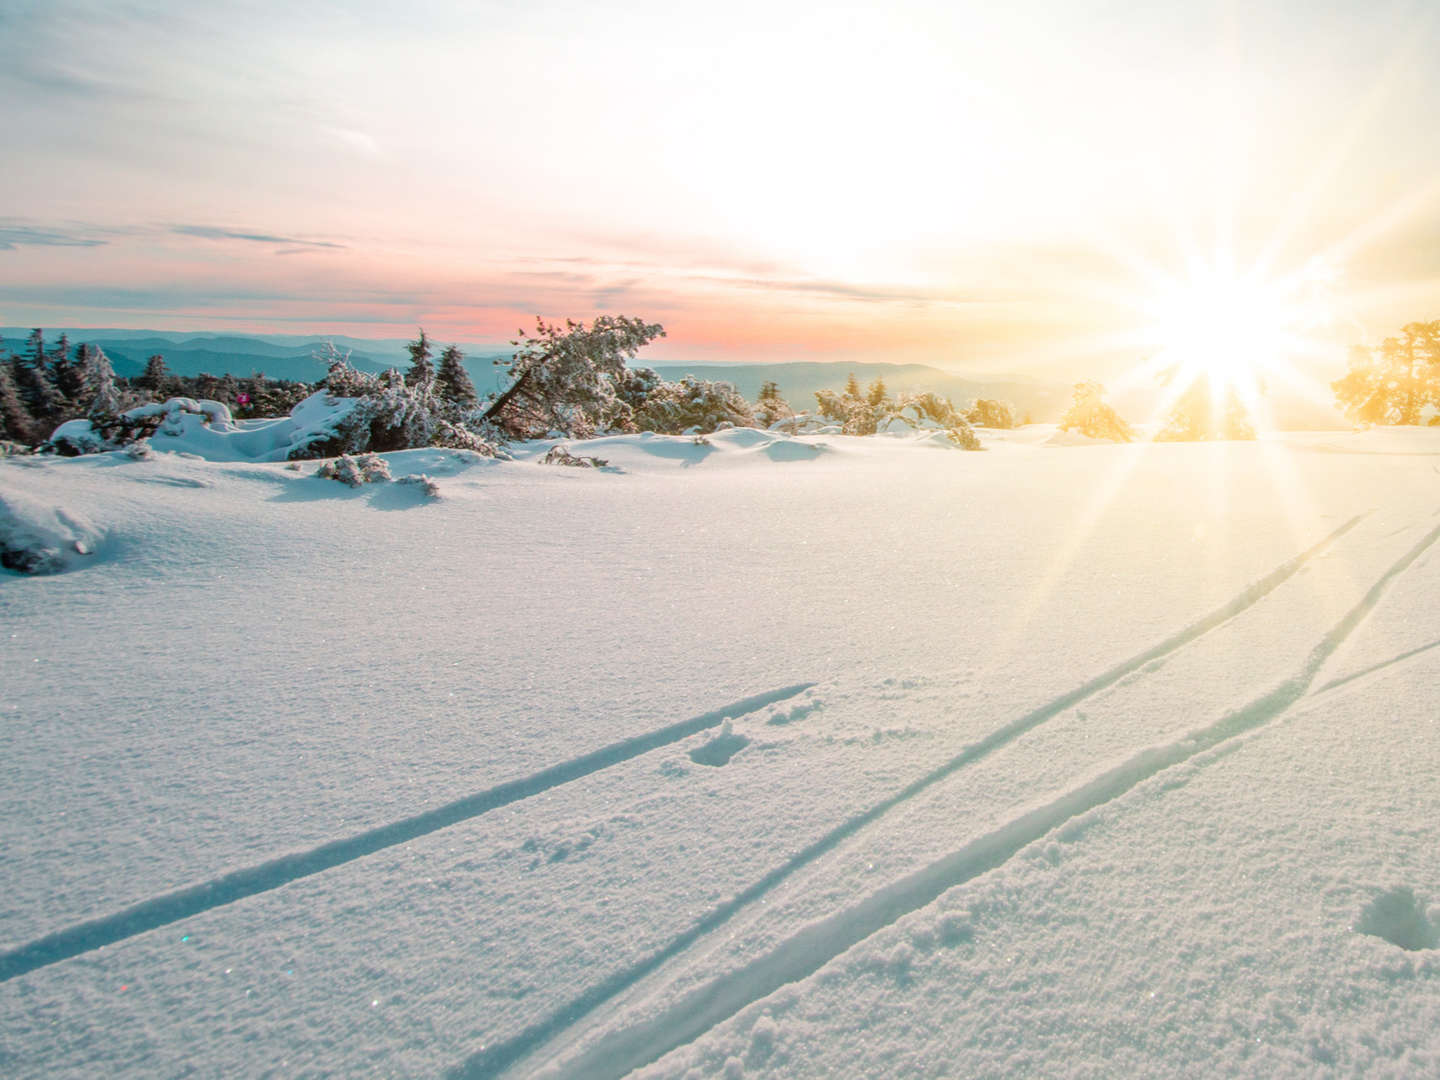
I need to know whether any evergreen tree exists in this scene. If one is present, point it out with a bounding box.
[14,329,63,424]
[139,354,172,396]
[755,380,791,427]
[844,372,862,399]
[1058,381,1133,442]
[435,344,478,406]
[405,329,435,387]
[965,398,1017,429]
[0,363,40,444]
[866,377,888,407]
[48,333,83,404]
[483,315,665,438]
[1332,321,1440,425]
[77,344,121,417]
[1155,374,1254,441]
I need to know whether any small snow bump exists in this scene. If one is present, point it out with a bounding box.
[1356,886,1439,951]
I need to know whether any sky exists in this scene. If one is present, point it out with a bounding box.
[3,0,1440,377]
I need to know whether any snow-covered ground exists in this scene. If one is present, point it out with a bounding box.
[2,424,1439,1078]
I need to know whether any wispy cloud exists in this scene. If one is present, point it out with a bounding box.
[172,225,346,251]
[0,226,108,251]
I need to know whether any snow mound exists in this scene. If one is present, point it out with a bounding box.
[0,488,105,574]
[137,393,362,462]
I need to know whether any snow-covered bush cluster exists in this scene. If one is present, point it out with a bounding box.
[1058,381,1133,442]
[0,490,102,575]
[806,383,982,449]
[631,374,755,434]
[315,452,393,486]
[541,446,609,468]
[47,397,237,456]
[307,361,505,459]
[314,452,440,497]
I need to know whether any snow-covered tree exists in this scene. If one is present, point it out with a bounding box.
[1155,375,1255,441]
[13,329,63,424]
[483,315,665,438]
[1332,322,1440,425]
[77,344,121,417]
[1058,381,1133,442]
[0,364,40,444]
[755,380,792,427]
[966,398,1017,429]
[138,355,173,396]
[866,377,888,407]
[635,375,755,433]
[435,344,478,407]
[405,329,435,388]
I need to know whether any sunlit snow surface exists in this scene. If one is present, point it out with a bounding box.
[2,425,1439,1077]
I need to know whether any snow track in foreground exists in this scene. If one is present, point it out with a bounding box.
[454,513,1366,1079]
[529,517,1440,1080]
[0,684,813,984]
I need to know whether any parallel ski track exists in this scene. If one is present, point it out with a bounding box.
[454,513,1366,1079]
[0,684,814,983]
[540,517,1440,1080]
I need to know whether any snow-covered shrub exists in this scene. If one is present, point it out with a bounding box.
[814,389,882,435]
[46,418,108,456]
[395,474,441,498]
[0,440,30,458]
[1154,376,1256,441]
[0,491,102,575]
[632,375,755,434]
[122,439,157,461]
[966,398,1017,429]
[541,445,609,468]
[1059,381,1133,442]
[946,422,982,450]
[755,380,792,428]
[298,362,506,460]
[315,452,392,486]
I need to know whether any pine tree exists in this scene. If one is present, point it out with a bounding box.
[14,329,63,425]
[755,380,791,427]
[139,354,172,396]
[844,372,862,399]
[0,362,40,444]
[435,344,478,406]
[866,377,887,407]
[77,344,121,417]
[1059,381,1133,442]
[484,315,665,438]
[48,333,83,404]
[405,329,435,387]
[1155,374,1254,441]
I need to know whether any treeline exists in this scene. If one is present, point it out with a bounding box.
[0,329,316,448]
[3,320,1018,456]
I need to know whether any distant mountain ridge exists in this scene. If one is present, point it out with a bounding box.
[0,326,1347,427]
[1,327,1071,419]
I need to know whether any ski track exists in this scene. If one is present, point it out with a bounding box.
[453,514,1365,1080]
[1314,636,1440,697]
[0,684,813,984]
[541,517,1440,1080]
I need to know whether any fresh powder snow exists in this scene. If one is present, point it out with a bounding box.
[2,425,1439,1077]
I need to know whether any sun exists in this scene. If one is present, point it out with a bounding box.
[1141,261,1307,405]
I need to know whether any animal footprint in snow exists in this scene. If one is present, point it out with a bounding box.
[690,719,750,766]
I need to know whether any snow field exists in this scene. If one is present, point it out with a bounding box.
[2,426,1439,1077]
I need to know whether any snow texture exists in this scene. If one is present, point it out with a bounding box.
[3,425,1440,1078]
